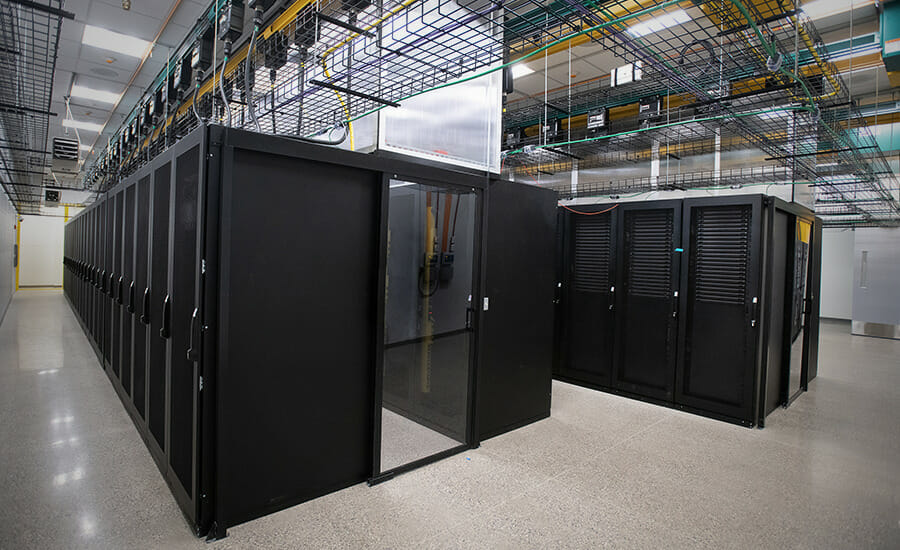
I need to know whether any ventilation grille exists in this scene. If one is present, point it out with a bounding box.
[573,215,611,293]
[52,137,79,160]
[625,209,673,298]
[691,205,751,304]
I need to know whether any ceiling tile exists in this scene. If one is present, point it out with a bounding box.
[85,3,164,43]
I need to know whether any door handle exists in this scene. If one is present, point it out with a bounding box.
[671,290,679,318]
[465,307,474,330]
[140,288,151,325]
[608,285,615,311]
[100,270,107,293]
[108,273,116,297]
[187,307,200,362]
[127,282,136,313]
[117,277,125,305]
[160,295,171,339]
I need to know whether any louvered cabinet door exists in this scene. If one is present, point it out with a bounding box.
[676,197,763,423]
[561,208,617,387]
[613,201,682,401]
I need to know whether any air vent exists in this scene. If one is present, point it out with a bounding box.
[573,215,611,293]
[690,205,751,304]
[52,137,80,174]
[44,189,60,207]
[625,209,673,298]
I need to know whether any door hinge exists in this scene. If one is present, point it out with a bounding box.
[201,259,206,274]
[199,376,204,392]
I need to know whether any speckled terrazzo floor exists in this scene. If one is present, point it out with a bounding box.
[1,291,898,549]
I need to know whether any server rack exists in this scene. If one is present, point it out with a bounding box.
[554,195,821,426]
[63,125,556,537]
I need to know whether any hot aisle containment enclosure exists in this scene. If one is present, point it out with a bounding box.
[62,125,556,537]
[553,195,822,427]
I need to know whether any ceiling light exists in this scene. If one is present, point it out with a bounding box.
[62,119,104,132]
[511,64,534,79]
[800,0,874,20]
[70,84,121,104]
[627,9,691,38]
[82,25,150,58]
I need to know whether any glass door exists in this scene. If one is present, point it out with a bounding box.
[377,179,478,475]
[787,217,812,402]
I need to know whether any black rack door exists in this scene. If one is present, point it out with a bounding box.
[676,197,763,422]
[612,201,681,401]
[112,191,124,380]
[148,162,171,453]
[166,137,204,525]
[560,206,617,387]
[133,176,151,420]
[104,199,114,367]
[122,184,136,397]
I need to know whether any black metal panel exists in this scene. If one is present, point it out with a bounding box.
[112,192,123,380]
[477,180,555,441]
[764,210,788,416]
[805,218,822,382]
[148,163,170,451]
[122,184,136,396]
[170,142,200,505]
[613,201,681,401]
[559,205,617,387]
[215,144,378,528]
[105,197,114,366]
[133,176,150,418]
[676,197,762,423]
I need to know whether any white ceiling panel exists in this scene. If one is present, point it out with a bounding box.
[85,4,164,42]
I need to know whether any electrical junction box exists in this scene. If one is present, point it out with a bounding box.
[218,0,245,43]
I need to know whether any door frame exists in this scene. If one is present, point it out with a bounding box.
[369,170,486,484]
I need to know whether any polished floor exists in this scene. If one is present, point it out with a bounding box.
[1,290,898,549]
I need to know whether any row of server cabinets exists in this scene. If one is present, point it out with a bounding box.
[64,125,557,537]
[553,195,822,426]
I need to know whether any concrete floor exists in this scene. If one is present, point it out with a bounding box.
[1,289,898,549]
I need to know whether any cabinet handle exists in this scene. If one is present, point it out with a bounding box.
[187,307,200,362]
[140,288,151,325]
[117,277,125,305]
[127,282,136,313]
[160,295,171,339]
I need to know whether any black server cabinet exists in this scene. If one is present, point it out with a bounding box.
[122,184,136,397]
[133,176,151,420]
[556,204,618,388]
[148,160,171,454]
[64,125,555,537]
[612,200,681,402]
[675,196,763,422]
[554,195,821,426]
[112,191,124,380]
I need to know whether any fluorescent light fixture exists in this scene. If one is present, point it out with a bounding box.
[511,64,534,79]
[62,119,104,132]
[79,144,92,152]
[627,9,691,38]
[70,84,121,104]
[800,0,874,20]
[82,25,151,58]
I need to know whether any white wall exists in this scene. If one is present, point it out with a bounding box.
[0,194,15,322]
[853,227,900,326]
[820,228,855,320]
[18,215,64,287]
